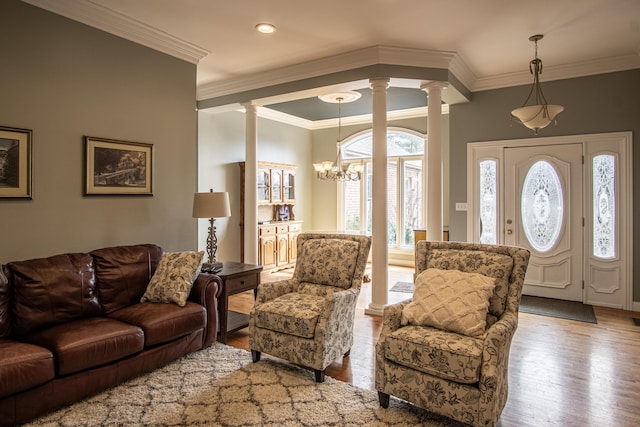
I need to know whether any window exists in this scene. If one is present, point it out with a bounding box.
[521,160,564,252]
[479,160,497,244]
[342,130,424,249]
[593,154,616,259]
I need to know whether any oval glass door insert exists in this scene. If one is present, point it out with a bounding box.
[521,160,564,252]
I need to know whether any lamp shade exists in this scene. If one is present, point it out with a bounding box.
[511,104,564,133]
[192,191,231,219]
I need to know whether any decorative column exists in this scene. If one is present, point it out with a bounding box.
[420,81,448,241]
[365,78,390,317]
[243,102,259,264]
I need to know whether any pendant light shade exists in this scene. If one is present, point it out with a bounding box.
[511,35,564,134]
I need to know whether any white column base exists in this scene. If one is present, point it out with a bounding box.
[364,303,385,317]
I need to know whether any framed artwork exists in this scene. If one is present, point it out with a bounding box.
[84,136,153,196]
[0,126,32,199]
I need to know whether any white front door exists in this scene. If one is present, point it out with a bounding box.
[504,144,584,301]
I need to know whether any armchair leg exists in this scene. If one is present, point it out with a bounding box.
[251,350,261,363]
[344,349,351,357]
[314,369,325,383]
[378,391,390,408]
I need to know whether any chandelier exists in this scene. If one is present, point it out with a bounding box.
[511,34,564,134]
[313,92,364,181]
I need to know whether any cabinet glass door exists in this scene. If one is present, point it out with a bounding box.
[284,170,295,202]
[257,169,270,203]
[271,170,282,203]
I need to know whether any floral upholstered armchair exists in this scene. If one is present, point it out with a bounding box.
[249,233,371,382]
[376,241,530,427]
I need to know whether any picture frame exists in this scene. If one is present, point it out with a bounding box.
[0,126,32,199]
[84,136,153,196]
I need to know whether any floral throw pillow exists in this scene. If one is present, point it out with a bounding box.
[141,251,204,306]
[401,268,496,337]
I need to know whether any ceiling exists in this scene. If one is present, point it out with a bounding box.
[25,0,640,122]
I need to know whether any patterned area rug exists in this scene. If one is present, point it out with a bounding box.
[24,343,464,426]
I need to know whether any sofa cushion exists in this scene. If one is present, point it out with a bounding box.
[384,325,484,384]
[108,301,206,347]
[402,268,496,337]
[296,239,360,289]
[27,317,144,376]
[0,339,54,398]
[0,265,10,338]
[91,244,163,314]
[426,249,514,317]
[8,253,102,338]
[141,251,204,306]
[253,292,325,339]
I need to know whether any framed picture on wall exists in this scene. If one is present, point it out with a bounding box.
[0,126,32,199]
[84,136,153,196]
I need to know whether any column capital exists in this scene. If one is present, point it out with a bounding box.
[420,80,449,92]
[369,77,390,89]
[242,102,257,112]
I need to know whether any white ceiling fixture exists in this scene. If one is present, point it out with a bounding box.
[255,23,276,34]
[511,35,564,134]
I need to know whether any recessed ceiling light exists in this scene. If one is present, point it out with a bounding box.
[256,23,276,34]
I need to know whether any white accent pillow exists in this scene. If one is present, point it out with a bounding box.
[401,268,496,337]
[141,251,204,306]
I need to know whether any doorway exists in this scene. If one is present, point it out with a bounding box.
[467,132,633,309]
[504,144,583,301]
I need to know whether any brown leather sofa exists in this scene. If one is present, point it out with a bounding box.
[0,244,222,426]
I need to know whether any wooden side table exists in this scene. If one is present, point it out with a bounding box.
[215,261,263,344]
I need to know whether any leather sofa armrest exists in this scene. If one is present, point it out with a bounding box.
[189,273,223,348]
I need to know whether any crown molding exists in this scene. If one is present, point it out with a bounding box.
[251,105,450,130]
[22,0,210,64]
[472,53,640,92]
[197,45,457,100]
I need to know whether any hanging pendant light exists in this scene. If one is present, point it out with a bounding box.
[313,91,364,181]
[511,34,564,134]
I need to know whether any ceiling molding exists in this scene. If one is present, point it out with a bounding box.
[251,105,450,130]
[22,0,210,64]
[471,53,640,92]
[25,0,639,96]
[256,107,314,129]
[197,46,457,100]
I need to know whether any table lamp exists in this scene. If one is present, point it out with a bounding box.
[192,190,231,270]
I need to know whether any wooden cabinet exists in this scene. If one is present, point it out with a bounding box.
[239,161,301,271]
[288,222,301,264]
[254,162,295,205]
[258,221,302,272]
[259,225,277,270]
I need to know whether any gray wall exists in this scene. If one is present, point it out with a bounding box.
[449,69,640,300]
[197,110,313,262]
[0,1,198,263]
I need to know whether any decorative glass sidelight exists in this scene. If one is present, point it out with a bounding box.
[521,160,564,252]
[479,160,497,244]
[593,154,616,259]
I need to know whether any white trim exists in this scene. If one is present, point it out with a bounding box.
[472,54,640,92]
[22,0,210,64]
[234,105,449,130]
[198,45,456,99]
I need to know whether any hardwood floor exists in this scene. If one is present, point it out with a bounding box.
[226,266,640,427]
